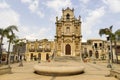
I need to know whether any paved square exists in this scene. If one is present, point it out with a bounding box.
[0,61,118,80]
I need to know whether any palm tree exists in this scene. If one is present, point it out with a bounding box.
[0,25,18,63]
[99,25,120,63]
[6,25,18,67]
[7,33,16,67]
[0,28,8,63]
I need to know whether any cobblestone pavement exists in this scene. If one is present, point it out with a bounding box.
[0,61,118,80]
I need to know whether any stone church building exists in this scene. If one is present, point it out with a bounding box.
[55,7,82,56]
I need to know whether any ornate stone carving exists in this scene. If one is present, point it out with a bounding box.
[64,39,72,43]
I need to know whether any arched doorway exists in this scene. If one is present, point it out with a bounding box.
[38,53,41,60]
[46,53,49,60]
[65,44,71,55]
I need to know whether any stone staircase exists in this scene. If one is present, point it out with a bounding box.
[53,56,81,62]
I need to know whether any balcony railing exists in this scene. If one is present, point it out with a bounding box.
[29,49,35,52]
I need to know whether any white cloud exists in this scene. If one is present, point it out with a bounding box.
[45,0,72,12]
[28,0,39,12]
[0,1,20,51]
[85,7,105,26]
[37,11,44,18]
[0,3,20,28]
[0,1,9,9]
[82,7,105,37]
[21,0,32,3]
[44,0,73,22]
[21,26,53,40]
[21,0,44,18]
[79,0,90,4]
[103,0,120,13]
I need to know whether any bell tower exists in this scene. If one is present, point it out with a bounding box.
[55,7,82,56]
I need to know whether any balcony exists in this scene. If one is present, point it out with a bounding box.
[29,49,35,52]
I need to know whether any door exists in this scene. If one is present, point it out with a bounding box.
[65,44,71,55]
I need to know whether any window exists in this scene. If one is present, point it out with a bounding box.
[66,13,70,20]
[99,43,102,47]
[94,43,97,48]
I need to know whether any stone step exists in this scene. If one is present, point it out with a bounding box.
[54,56,81,62]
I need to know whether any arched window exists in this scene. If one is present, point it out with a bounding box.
[66,13,70,20]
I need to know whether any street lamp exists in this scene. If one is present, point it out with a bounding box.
[106,36,112,68]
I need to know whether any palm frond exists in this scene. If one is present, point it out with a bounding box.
[115,29,120,36]
[99,28,111,36]
[109,25,113,31]
[6,25,18,32]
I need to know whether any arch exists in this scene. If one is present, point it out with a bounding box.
[38,53,41,60]
[65,44,71,55]
[46,53,49,60]
[66,13,70,20]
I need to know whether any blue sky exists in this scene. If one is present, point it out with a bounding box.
[0,0,120,49]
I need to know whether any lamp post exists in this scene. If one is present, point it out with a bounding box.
[106,36,112,68]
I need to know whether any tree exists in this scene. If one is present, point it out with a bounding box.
[99,25,120,63]
[0,28,8,63]
[0,25,18,63]
[6,33,16,66]
[6,25,18,67]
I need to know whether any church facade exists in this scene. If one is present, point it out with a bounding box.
[55,7,82,56]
